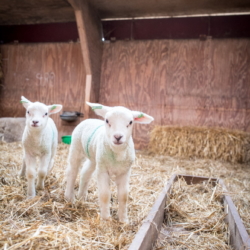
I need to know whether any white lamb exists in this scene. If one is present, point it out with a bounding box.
[64,102,154,223]
[20,96,62,198]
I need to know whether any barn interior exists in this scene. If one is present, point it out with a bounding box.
[1,0,250,148]
[0,0,250,249]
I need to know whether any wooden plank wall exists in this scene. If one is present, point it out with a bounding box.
[100,39,250,149]
[0,42,86,140]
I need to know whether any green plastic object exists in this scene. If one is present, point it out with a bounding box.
[62,135,71,144]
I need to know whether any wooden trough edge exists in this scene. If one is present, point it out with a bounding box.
[128,174,250,250]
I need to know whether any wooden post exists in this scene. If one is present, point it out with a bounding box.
[68,0,93,119]
[85,74,92,115]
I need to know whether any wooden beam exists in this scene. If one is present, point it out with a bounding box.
[74,8,92,75]
[84,74,92,117]
[68,0,93,118]
[67,0,80,11]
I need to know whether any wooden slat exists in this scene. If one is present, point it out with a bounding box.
[128,174,178,250]
[178,174,218,185]
[219,179,250,250]
[84,74,92,118]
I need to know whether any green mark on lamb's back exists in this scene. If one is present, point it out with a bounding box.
[92,106,102,110]
[86,125,103,158]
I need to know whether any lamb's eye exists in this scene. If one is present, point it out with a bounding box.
[45,113,48,116]
[129,121,133,125]
[106,119,109,124]
[27,111,29,114]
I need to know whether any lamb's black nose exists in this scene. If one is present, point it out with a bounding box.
[32,120,39,125]
[114,134,123,142]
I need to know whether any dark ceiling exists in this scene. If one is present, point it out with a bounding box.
[92,0,250,19]
[0,0,75,25]
[0,0,250,25]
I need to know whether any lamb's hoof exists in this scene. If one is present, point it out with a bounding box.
[100,211,112,221]
[64,192,74,203]
[37,190,44,196]
[36,185,44,190]
[19,171,25,177]
[27,194,36,199]
[100,216,112,222]
[119,218,129,224]
[77,193,86,202]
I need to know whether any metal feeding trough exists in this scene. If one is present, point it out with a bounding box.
[129,174,250,250]
[60,111,83,122]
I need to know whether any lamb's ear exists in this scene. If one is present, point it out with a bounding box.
[48,104,63,115]
[86,102,112,118]
[20,96,32,109]
[132,111,154,124]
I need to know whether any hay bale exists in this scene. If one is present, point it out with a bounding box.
[148,126,250,164]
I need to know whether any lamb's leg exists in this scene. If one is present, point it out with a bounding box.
[116,171,130,223]
[20,158,26,177]
[77,159,96,201]
[48,142,57,173]
[25,154,37,198]
[64,149,84,202]
[97,171,111,220]
[48,158,54,173]
[36,154,51,190]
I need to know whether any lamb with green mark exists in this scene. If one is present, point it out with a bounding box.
[64,102,154,223]
[20,96,62,198]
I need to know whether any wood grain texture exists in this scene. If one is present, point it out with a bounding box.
[1,39,250,148]
[0,42,86,140]
[100,39,250,149]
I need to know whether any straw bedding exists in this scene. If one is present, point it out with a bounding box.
[0,141,249,249]
[148,126,250,164]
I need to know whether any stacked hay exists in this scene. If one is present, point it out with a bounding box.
[149,126,250,164]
